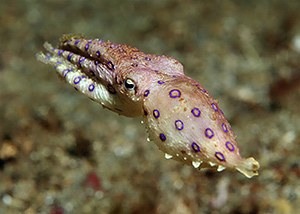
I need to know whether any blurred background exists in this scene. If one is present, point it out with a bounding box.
[0,0,299,213]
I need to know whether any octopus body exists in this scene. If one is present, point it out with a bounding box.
[36,35,259,178]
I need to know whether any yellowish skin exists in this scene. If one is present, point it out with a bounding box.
[37,35,259,178]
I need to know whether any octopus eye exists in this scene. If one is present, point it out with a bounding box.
[124,78,135,90]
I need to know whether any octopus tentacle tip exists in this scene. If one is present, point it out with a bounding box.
[43,42,53,51]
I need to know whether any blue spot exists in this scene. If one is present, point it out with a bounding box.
[175,120,184,130]
[191,107,201,117]
[88,84,95,92]
[215,152,225,162]
[205,128,214,139]
[159,133,166,141]
[169,89,181,98]
[153,109,160,119]
[191,142,200,152]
